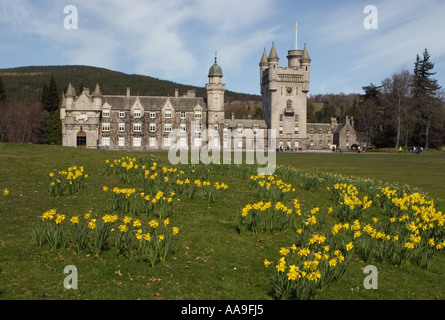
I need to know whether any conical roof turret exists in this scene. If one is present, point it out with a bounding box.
[301,44,311,64]
[259,48,268,67]
[268,43,279,62]
[92,83,102,97]
[65,83,75,97]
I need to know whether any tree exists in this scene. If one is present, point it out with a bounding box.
[355,83,383,145]
[381,69,412,148]
[0,76,6,104]
[315,100,337,123]
[411,48,442,149]
[41,75,62,144]
[42,75,60,113]
[45,104,62,145]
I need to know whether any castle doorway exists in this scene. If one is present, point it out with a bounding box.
[77,131,86,148]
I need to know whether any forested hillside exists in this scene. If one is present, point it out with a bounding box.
[0,65,261,102]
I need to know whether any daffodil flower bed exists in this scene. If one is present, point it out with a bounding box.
[48,166,88,196]
[33,210,180,266]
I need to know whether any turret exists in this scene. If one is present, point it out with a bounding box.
[206,56,226,112]
[65,83,75,109]
[301,44,311,92]
[259,48,268,85]
[92,83,103,109]
[268,43,279,82]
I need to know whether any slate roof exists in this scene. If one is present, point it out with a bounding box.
[225,119,268,129]
[101,95,206,111]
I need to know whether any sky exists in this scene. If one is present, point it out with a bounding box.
[1,0,444,96]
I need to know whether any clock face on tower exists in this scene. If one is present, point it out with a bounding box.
[286,87,293,94]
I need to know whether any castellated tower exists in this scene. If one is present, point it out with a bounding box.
[206,57,226,147]
[260,38,311,150]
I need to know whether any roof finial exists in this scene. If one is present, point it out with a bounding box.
[215,51,217,64]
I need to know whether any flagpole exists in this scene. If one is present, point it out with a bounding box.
[295,22,298,50]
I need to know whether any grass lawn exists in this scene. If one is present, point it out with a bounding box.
[0,143,444,300]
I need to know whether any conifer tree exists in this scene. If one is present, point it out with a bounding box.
[411,48,442,149]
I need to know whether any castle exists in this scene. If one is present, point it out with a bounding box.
[60,28,358,151]
[260,41,357,151]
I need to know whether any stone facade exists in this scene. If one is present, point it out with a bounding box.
[260,39,359,151]
[60,59,268,151]
[61,29,359,152]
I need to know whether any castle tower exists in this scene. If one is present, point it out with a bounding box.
[260,29,311,150]
[205,56,226,147]
[92,83,103,109]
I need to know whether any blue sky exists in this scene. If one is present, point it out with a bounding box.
[1,0,444,96]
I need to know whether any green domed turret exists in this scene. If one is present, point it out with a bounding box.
[208,57,223,77]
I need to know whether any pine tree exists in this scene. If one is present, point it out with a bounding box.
[411,48,442,149]
[45,104,62,145]
[41,75,62,144]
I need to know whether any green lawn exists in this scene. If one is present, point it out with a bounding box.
[0,143,444,300]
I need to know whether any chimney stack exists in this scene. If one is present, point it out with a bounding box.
[126,87,130,98]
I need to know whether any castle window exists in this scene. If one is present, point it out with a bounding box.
[223,128,228,136]
[180,137,187,147]
[118,137,125,147]
[295,114,299,123]
[149,137,156,147]
[133,137,142,147]
[150,112,156,119]
[102,109,110,117]
[180,123,186,133]
[295,127,299,135]
[279,114,284,122]
[214,124,218,132]
[133,123,141,132]
[164,123,172,132]
[194,122,202,133]
[164,137,172,147]
[101,137,110,146]
[287,100,292,108]
[102,122,110,132]
[118,123,125,132]
[149,123,156,132]
[237,127,243,135]
[279,127,284,135]
[215,113,218,119]
[194,137,202,147]
[134,109,141,118]
[119,111,125,118]
[165,109,172,118]
[180,111,186,119]
[195,111,202,119]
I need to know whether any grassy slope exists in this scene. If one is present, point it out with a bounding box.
[0,143,444,300]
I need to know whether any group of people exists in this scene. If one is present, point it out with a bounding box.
[275,145,303,152]
[412,146,424,154]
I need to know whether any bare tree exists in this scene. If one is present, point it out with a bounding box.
[381,69,412,148]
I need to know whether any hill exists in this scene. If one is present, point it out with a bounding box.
[0,65,261,103]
